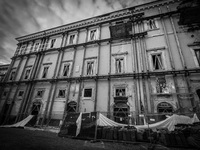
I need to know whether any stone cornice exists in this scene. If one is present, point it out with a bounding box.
[16,0,180,43]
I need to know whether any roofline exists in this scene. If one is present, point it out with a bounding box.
[15,0,180,41]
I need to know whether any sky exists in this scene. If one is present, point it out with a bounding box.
[0,0,153,65]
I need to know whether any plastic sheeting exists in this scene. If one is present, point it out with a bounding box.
[0,115,34,128]
[97,113,126,127]
[135,114,200,131]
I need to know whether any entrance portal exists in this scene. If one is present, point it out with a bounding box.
[114,103,129,124]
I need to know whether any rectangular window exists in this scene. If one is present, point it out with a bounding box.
[84,88,92,98]
[18,91,24,97]
[58,89,65,98]
[63,63,70,77]
[156,76,167,93]
[69,34,75,45]
[147,19,157,30]
[42,66,49,78]
[24,68,31,79]
[89,29,97,41]
[115,88,126,97]
[50,39,56,48]
[36,90,44,98]
[152,54,163,70]
[20,45,26,54]
[34,43,39,51]
[86,61,94,75]
[115,58,124,73]
[9,71,16,80]
[194,49,200,66]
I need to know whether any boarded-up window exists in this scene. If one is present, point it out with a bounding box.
[63,63,70,77]
[152,53,163,70]
[42,66,49,78]
[109,22,132,39]
[115,58,124,73]
[87,61,94,75]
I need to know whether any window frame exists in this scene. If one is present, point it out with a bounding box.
[9,70,16,81]
[34,42,40,51]
[57,89,66,98]
[68,34,76,45]
[62,63,71,77]
[41,66,49,79]
[86,60,95,76]
[50,39,56,48]
[151,53,164,71]
[24,67,31,80]
[18,90,24,98]
[147,19,158,30]
[115,87,126,97]
[83,88,93,99]
[88,28,99,41]
[115,57,125,74]
[36,90,44,98]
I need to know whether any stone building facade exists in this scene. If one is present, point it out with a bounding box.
[0,0,200,126]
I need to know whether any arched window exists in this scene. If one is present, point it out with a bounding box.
[157,102,173,113]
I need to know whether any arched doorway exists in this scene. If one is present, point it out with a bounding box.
[157,102,173,113]
[67,101,77,112]
[113,103,129,124]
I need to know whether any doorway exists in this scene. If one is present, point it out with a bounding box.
[113,103,129,124]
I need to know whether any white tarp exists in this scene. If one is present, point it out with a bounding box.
[0,115,34,128]
[97,113,126,127]
[135,114,200,131]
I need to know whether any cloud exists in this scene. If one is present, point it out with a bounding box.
[0,0,153,64]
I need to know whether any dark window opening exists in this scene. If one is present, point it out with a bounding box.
[50,39,56,48]
[58,90,65,98]
[24,69,31,79]
[116,88,126,97]
[148,19,157,30]
[90,30,97,41]
[116,58,124,73]
[3,91,8,97]
[42,66,49,78]
[67,101,77,112]
[63,64,70,77]
[156,76,167,93]
[9,71,16,80]
[114,103,129,124]
[87,61,94,75]
[18,91,24,97]
[36,90,44,98]
[69,35,75,44]
[152,54,163,70]
[84,88,92,98]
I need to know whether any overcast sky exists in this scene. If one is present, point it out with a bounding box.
[0,0,153,65]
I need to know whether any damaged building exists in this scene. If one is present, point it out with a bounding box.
[0,0,200,126]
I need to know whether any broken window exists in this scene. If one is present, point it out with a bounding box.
[115,88,126,97]
[69,34,75,44]
[156,76,167,93]
[152,53,163,70]
[194,49,200,66]
[63,63,70,77]
[147,19,157,30]
[42,66,49,78]
[36,90,44,98]
[89,29,97,41]
[9,71,16,81]
[24,68,31,79]
[115,58,124,73]
[58,89,65,98]
[18,91,24,97]
[50,39,56,48]
[86,61,94,75]
[84,88,92,98]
